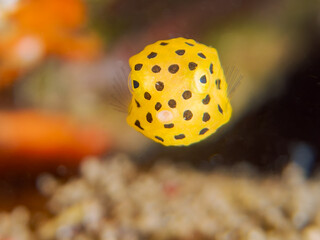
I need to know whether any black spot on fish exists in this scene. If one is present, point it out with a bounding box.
[183,110,193,120]
[155,81,164,91]
[168,64,179,74]
[152,65,161,73]
[155,102,162,111]
[182,90,192,99]
[135,64,143,71]
[146,112,153,123]
[198,53,206,59]
[155,136,164,142]
[164,123,174,128]
[135,99,140,108]
[188,62,197,70]
[218,104,223,114]
[147,52,157,59]
[175,49,185,55]
[215,79,221,89]
[202,112,210,122]
[209,63,213,74]
[144,92,151,100]
[185,42,194,46]
[168,99,176,108]
[202,94,210,105]
[135,120,144,130]
[175,134,186,139]
[199,128,209,135]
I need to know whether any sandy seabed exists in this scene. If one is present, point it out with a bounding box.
[1,154,320,240]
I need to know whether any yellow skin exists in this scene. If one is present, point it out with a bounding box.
[127,37,231,146]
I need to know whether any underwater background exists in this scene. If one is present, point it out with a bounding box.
[0,0,319,239]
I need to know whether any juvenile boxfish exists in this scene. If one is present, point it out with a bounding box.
[127,37,232,146]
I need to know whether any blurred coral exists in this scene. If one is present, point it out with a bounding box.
[0,0,101,88]
[0,110,111,170]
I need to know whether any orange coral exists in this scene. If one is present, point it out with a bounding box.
[0,0,101,88]
[0,110,111,170]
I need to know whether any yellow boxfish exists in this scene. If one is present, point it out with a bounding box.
[127,37,232,146]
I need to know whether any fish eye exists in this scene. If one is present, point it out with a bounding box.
[193,71,211,93]
[133,80,139,89]
[128,70,141,92]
